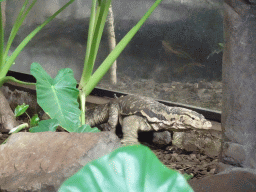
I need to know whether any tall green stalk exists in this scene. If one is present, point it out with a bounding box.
[79,0,112,88]
[0,0,75,87]
[0,2,4,70]
[3,0,37,62]
[80,0,163,96]
[78,0,163,124]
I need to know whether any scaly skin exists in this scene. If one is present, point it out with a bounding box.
[86,95,212,145]
[86,104,110,129]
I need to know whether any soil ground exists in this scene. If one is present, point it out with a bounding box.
[150,145,218,180]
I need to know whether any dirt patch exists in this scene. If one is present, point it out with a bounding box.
[150,145,218,180]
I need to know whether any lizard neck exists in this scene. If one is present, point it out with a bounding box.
[85,103,109,126]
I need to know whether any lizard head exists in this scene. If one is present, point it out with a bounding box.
[166,107,212,130]
[139,106,212,131]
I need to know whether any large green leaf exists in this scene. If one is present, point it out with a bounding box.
[29,119,59,133]
[76,124,100,133]
[59,145,193,192]
[30,62,81,132]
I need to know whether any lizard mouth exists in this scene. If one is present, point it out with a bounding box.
[176,120,212,130]
[203,121,212,129]
[172,122,189,130]
[192,121,212,130]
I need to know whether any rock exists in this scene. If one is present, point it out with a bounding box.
[152,130,172,146]
[171,81,183,89]
[0,132,121,192]
[197,89,212,101]
[172,129,221,158]
[183,82,197,89]
[221,142,247,166]
[198,81,213,89]
[0,85,40,116]
[0,90,19,131]
[189,168,256,192]
[212,81,222,89]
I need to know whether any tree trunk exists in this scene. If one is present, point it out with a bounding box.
[106,4,117,85]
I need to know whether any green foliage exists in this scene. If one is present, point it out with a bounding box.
[6,100,98,133]
[29,0,163,131]
[8,123,29,134]
[80,0,164,97]
[14,103,29,117]
[207,42,224,59]
[78,0,163,124]
[30,62,82,132]
[183,173,194,181]
[30,62,100,133]
[75,124,100,133]
[29,119,59,132]
[0,0,75,87]
[59,145,194,192]
[218,43,224,49]
[1,0,163,133]
[14,103,39,127]
[30,114,40,127]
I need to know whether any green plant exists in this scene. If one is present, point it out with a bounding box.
[30,0,163,132]
[0,0,75,87]
[58,145,194,192]
[9,103,40,134]
[30,64,100,132]
[207,43,224,59]
[1,103,39,144]
[14,103,39,127]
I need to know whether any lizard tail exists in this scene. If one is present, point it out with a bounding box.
[85,104,109,126]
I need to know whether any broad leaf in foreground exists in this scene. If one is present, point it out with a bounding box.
[59,145,193,192]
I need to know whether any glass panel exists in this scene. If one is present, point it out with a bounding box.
[5,0,223,111]
[97,0,224,111]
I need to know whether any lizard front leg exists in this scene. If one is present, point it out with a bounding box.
[107,102,119,132]
[121,115,151,145]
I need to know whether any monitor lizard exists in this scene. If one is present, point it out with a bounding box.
[86,94,212,145]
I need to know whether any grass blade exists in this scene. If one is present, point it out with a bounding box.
[3,0,37,61]
[80,0,98,86]
[0,0,75,80]
[84,0,163,95]
[0,2,4,69]
[80,0,112,86]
